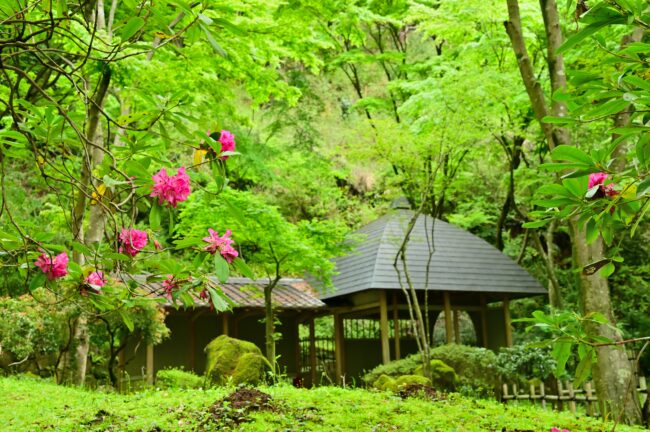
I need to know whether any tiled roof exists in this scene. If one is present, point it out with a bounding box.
[216,277,325,309]
[316,209,546,300]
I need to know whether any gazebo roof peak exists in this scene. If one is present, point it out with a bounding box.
[319,208,546,301]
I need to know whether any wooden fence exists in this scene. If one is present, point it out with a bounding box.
[502,377,648,417]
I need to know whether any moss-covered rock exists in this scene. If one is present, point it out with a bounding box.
[372,374,397,391]
[415,359,458,391]
[204,335,267,386]
[395,375,431,389]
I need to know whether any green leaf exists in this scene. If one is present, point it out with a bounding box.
[532,198,576,207]
[232,257,254,279]
[29,272,46,291]
[522,219,552,229]
[149,203,161,230]
[213,17,247,36]
[542,116,575,125]
[206,285,231,311]
[585,218,598,244]
[584,98,630,119]
[574,349,593,387]
[201,24,227,57]
[558,23,609,54]
[120,17,145,41]
[552,341,573,377]
[213,254,229,282]
[637,177,650,197]
[174,237,203,249]
[104,252,131,261]
[119,310,135,332]
[599,262,615,277]
[551,145,593,165]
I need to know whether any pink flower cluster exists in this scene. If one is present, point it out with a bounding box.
[550,428,570,432]
[119,228,148,257]
[150,167,191,208]
[218,130,235,160]
[202,228,238,263]
[35,252,69,280]
[85,271,106,288]
[588,172,617,197]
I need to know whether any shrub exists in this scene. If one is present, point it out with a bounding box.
[156,368,203,389]
[372,374,431,392]
[496,345,556,386]
[362,355,421,384]
[372,374,396,391]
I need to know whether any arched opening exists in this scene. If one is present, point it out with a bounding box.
[431,310,477,346]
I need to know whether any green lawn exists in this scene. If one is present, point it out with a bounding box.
[0,376,645,431]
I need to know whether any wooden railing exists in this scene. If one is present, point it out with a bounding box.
[502,377,648,417]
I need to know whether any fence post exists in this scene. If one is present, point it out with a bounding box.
[584,381,594,417]
[567,381,576,413]
[530,383,536,406]
[540,382,546,409]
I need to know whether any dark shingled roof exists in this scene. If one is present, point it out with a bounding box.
[320,209,546,300]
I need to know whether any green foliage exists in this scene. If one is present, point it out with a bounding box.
[362,354,421,385]
[204,335,268,386]
[1,375,646,431]
[0,291,70,370]
[155,368,203,389]
[427,344,500,396]
[496,345,557,386]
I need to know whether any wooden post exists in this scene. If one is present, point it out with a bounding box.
[309,316,317,387]
[222,312,230,336]
[392,291,401,360]
[480,295,489,348]
[334,313,345,384]
[379,290,390,364]
[453,310,461,344]
[189,316,196,371]
[443,292,453,344]
[585,381,593,416]
[503,296,513,347]
[540,381,546,409]
[567,381,576,413]
[146,343,154,385]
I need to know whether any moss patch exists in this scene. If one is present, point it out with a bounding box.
[204,335,267,386]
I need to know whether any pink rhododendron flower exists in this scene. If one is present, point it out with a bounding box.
[550,428,570,432]
[162,275,178,300]
[119,228,148,257]
[85,271,106,288]
[35,252,69,280]
[202,228,238,263]
[588,172,618,198]
[218,130,235,160]
[150,167,191,208]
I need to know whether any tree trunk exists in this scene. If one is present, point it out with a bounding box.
[505,0,642,423]
[263,284,275,369]
[570,221,642,423]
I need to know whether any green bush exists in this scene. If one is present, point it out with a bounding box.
[496,345,557,386]
[155,368,203,389]
[372,374,396,391]
[394,375,430,389]
[363,345,499,396]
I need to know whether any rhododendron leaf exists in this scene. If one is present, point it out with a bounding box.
[213,254,229,282]
[67,261,82,279]
[552,341,572,377]
[232,257,254,279]
[174,237,203,249]
[29,272,46,291]
[585,219,598,244]
[550,145,593,165]
[599,262,615,278]
[637,177,650,197]
[206,285,230,311]
[585,185,600,199]
[120,17,145,41]
[104,252,130,261]
[149,203,161,230]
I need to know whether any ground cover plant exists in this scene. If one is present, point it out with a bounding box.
[1,375,646,432]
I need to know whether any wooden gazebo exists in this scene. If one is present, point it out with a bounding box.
[317,204,546,381]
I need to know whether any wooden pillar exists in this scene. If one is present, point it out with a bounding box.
[379,290,390,364]
[334,313,345,384]
[443,292,453,344]
[453,309,461,344]
[222,312,230,336]
[392,291,401,360]
[146,343,154,385]
[189,316,196,371]
[480,295,489,348]
[309,316,317,386]
[503,296,513,347]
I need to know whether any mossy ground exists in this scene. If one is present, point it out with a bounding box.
[0,375,645,431]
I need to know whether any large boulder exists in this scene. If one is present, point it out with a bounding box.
[415,359,458,391]
[204,335,268,386]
